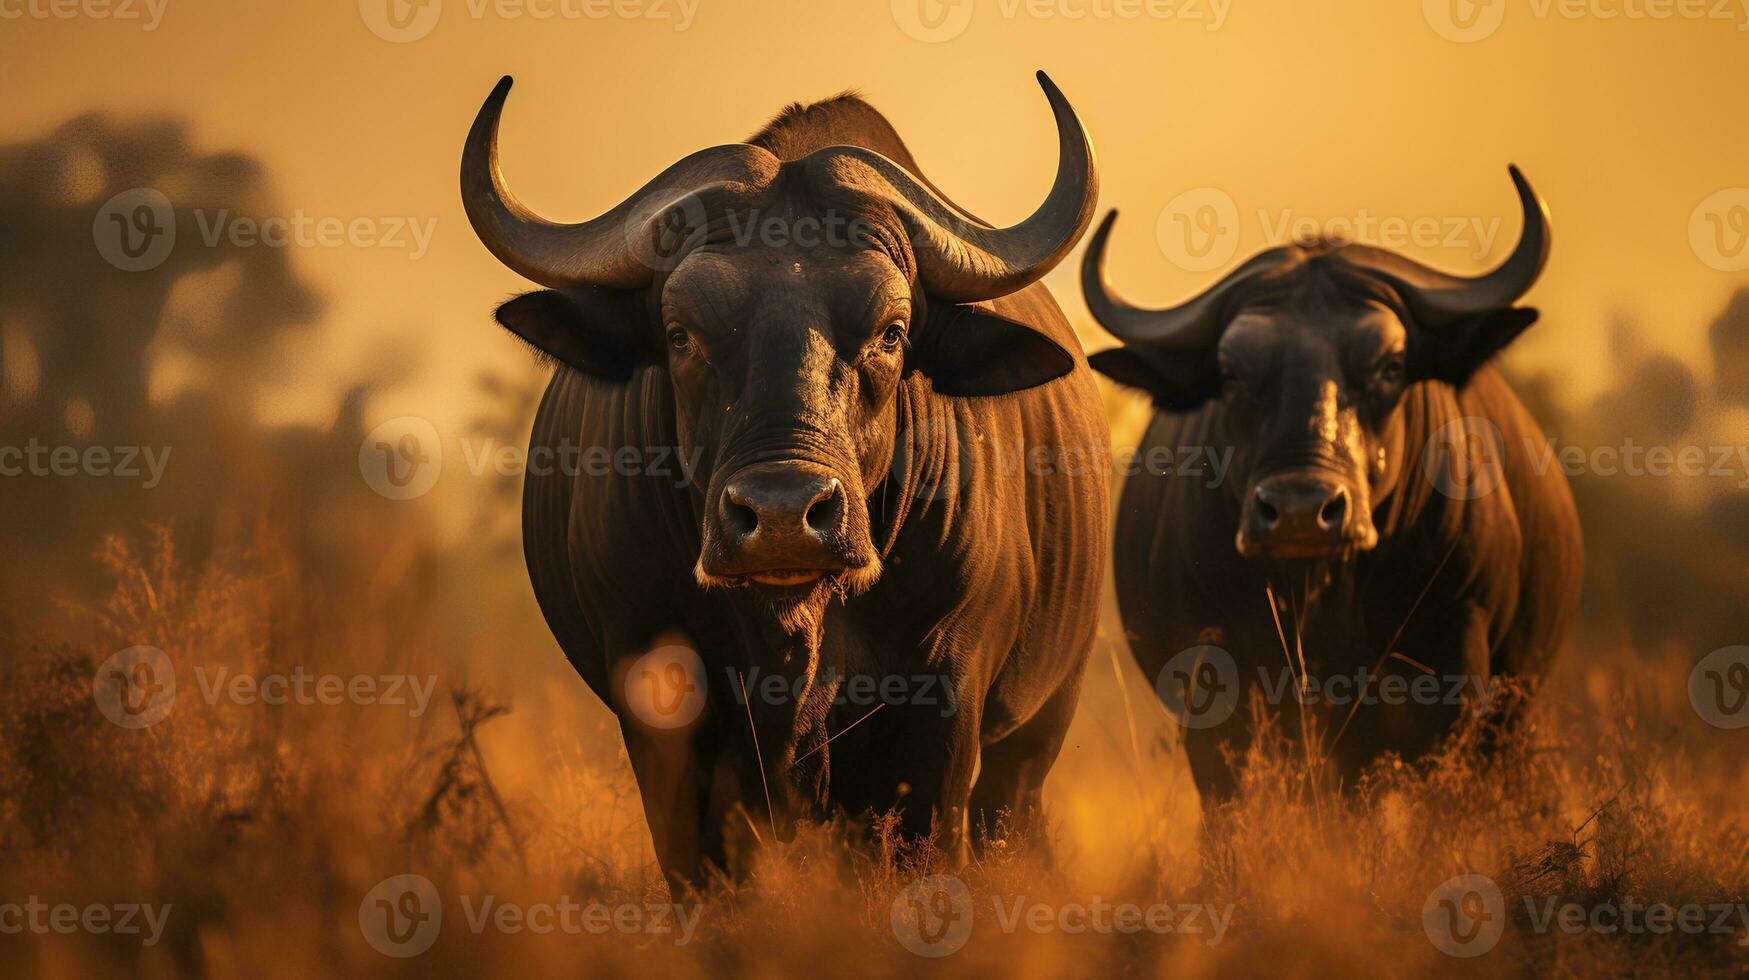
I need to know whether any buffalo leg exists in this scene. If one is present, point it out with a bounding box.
[967,674,1082,859]
[617,717,713,897]
[868,695,982,870]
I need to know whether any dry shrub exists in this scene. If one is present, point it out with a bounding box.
[1,516,1746,978]
[1186,673,1748,977]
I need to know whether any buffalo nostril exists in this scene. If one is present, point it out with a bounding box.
[1254,491,1280,529]
[722,495,758,539]
[804,478,842,535]
[1318,489,1348,530]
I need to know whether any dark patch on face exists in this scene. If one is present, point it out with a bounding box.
[1218,289,1409,563]
[665,220,910,625]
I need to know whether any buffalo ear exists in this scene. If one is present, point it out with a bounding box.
[494,286,653,381]
[1088,346,1221,412]
[1410,306,1539,387]
[911,305,1075,397]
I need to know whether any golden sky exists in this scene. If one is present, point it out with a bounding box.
[7,0,1749,432]
[7,0,1748,892]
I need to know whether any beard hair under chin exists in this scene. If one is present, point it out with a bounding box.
[760,579,835,649]
[752,556,882,646]
[1264,553,1360,609]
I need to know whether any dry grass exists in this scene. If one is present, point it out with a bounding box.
[2,455,1747,980]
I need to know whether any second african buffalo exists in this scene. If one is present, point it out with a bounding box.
[1084,168,1582,802]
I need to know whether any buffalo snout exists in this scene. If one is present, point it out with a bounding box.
[1239,473,1372,559]
[708,461,855,586]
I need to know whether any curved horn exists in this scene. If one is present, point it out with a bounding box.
[1082,167,1552,347]
[802,70,1098,303]
[461,75,775,288]
[1081,209,1291,348]
[1336,165,1551,325]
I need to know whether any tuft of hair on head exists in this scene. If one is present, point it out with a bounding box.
[742,90,934,177]
[1237,246,1410,321]
[747,90,869,144]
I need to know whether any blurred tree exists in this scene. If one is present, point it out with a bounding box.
[0,113,438,627]
[0,113,319,441]
[1709,287,1749,408]
[467,367,544,562]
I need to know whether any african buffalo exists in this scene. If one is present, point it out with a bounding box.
[1082,168,1582,802]
[461,72,1107,887]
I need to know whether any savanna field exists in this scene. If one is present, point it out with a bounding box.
[3,360,1747,977]
[6,2,1749,977]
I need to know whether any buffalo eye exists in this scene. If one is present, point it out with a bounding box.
[879,320,907,352]
[666,324,692,353]
[1374,353,1406,387]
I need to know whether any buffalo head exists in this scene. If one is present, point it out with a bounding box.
[1085,167,1550,562]
[462,73,1097,622]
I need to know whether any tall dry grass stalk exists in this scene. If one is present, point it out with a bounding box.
[0,504,1745,977]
